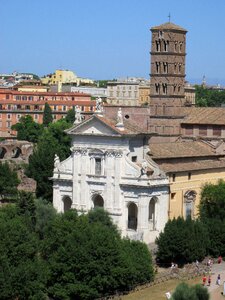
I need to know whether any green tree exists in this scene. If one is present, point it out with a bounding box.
[26,120,71,201]
[199,180,225,256]
[172,282,209,300]
[199,180,225,221]
[0,205,47,299]
[42,209,154,299]
[43,102,53,126]
[0,162,20,200]
[156,217,208,265]
[65,108,75,124]
[11,115,43,143]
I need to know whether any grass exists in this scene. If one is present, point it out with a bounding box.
[121,277,203,300]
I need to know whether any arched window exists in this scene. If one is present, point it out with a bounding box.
[184,190,197,219]
[63,196,72,212]
[93,194,104,208]
[0,147,7,159]
[11,147,22,158]
[128,202,138,230]
[156,40,161,52]
[155,83,160,94]
[149,197,157,230]
[162,83,167,94]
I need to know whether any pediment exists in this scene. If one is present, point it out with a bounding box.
[66,117,121,136]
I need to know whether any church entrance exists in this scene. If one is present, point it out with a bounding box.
[128,202,138,230]
[63,196,72,212]
[93,194,104,208]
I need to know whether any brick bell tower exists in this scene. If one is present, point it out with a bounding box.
[150,22,187,115]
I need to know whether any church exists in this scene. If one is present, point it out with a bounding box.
[52,104,169,244]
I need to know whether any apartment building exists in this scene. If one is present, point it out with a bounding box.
[0,89,94,134]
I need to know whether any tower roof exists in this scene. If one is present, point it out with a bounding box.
[151,22,187,33]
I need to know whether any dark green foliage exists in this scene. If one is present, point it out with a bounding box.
[26,120,71,201]
[42,209,154,299]
[0,203,154,300]
[65,108,75,124]
[195,84,225,107]
[16,191,36,227]
[199,180,225,221]
[11,115,43,143]
[156,217,208,265]
[34,198,57,239]
[0,161,20,200]
[43,102,53,126]
[172,282,209,300]
[0,205,47,299]
[199,180,225,256]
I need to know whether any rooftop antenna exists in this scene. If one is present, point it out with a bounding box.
[168,13,171,23]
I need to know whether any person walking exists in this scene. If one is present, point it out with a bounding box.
[202,275,207,286]
[216,274,221,285]
[208,275,211,286]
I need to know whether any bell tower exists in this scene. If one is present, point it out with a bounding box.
[150,22,187,115]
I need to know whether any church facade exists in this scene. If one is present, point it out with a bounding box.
[52,109,169,243]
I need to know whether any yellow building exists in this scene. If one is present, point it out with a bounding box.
[41,69,94,86]
[149,140,225,219]
[138,84,150,105]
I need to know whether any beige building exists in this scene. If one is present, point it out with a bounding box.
[107,78,150,106]
[41,69,94,86]
[149,140,225,219]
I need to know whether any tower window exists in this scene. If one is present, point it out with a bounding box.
[162,83,167,94]
[155,84,160,94]
[156,62,160,73]
[179,42,183,52]
[156,40,161,52]
[163,62,168,73]
[178,64,182,73]
[172,174,176,182]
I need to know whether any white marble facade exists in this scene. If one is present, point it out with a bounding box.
[52,113,169,244]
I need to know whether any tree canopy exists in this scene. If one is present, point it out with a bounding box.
[43,102,53,126]
[26,120,71,201]
[195,85,225,107]
[172,282,209,300]
[11,115,43,143]
[0,201,154,300]
[0,162,20,200]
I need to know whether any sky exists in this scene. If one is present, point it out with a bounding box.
[1,0,225,85]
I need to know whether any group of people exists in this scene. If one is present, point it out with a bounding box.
[202,274,221,286]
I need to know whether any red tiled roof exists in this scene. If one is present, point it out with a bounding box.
[149,140,216,159]
[0,89,91,97]
[151,22,187,32]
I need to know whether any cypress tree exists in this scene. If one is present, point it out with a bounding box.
[43,103,53,126]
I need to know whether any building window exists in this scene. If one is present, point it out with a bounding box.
[172,174,176,182]
[162,83,167,94]
[171,193,176,200]
[22,96,27,100]
[185,125,193,135]
[184,190,196,219]
[199,125,207,136]
[188,172,192,180]
[128,202,138,230]
[163,62,168,73]
[7,121,11,128]
[28,96,33,101]
[212,125,221,137]
[25,105,30,110]
[7,114,11,119]
[156,40,161,52]
[16,114,21,120]
[0,114,2,119]
[34,114,38,120]
[155,84,160,94]
[63,106,66,111]
[156,62,160,73]
[95,158,102,175]
[34,105,39,110]
[131,156,137,162]
[7,105,11,110]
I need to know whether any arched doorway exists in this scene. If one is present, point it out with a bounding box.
[128,202,138,230]
[63,196,72,212]
[149,197,157,230]
[11,147,22,158]
[0,147,7,159]
[93,194,104,208]
[184,190,197,219]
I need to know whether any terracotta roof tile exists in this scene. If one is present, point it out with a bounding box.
[156,159,225,173]
[151,22,187,32]
[149,141,216,159]
[181,107,225,125]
